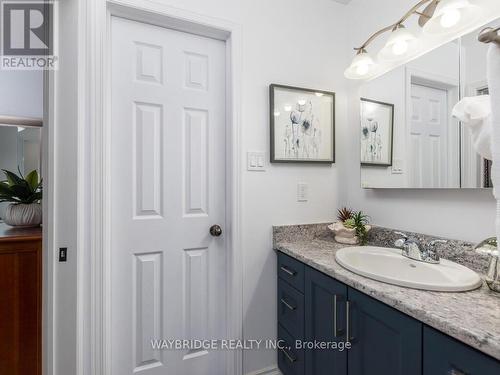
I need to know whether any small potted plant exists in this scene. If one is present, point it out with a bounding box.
[0,169,42,227]
[329,207,371,245]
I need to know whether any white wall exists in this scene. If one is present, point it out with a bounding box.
[53,1,350,374]
[0,70,43,118]
[341,0,496,242]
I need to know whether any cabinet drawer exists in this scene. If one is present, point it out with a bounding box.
[278,252,305,293]
[278,324,304,375]
[424,326,500,375]
[278,278,304,339]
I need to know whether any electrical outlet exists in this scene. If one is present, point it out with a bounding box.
[392,159,404,174]
[297,183,308,202]
[59,248,67,262]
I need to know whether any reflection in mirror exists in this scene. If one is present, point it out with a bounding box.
[0,125,42,220]
[360,18,498,189]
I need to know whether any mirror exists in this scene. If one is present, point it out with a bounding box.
[360,20,497,189]
[0,125,42,220]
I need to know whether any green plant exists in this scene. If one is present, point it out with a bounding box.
[344,218,355,229]
[0,169,42,205]
[337,207,354,222]
[352,211,370,245]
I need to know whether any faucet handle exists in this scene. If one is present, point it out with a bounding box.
[394,232,408,248]
[394,231,408,239]
[428,239,448,247]
[424,239,447,263]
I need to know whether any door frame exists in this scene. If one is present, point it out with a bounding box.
[79,1,243,374]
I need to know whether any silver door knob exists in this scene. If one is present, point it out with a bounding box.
[210,225,222,237]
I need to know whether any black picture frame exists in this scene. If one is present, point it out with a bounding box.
[360,98,394,167]
[270,84,335,164]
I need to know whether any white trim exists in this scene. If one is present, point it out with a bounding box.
[80,1,243,374]
[42,54,55,375]
[245,366,282,375]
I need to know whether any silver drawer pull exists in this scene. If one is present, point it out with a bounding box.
[280,347,297,363]
[346,301,355,343]
[280,298,296,311]
[280,266,297,276]
[333,295,344,338]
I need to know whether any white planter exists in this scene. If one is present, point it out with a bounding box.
[328,221,371,245]
[4,203,42,227]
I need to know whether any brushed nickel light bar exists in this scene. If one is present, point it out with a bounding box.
[345,0,483,79]
[478,26,500,46]
[354,0,434,53]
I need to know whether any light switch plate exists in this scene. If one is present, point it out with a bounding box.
[247,152,266,171]
[297,183,308,202]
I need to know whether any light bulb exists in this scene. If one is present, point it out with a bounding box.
[284,105,292,112]
[356,63,369,76]
[378,25,418,62]
[344,50,375,79]
[392,40,409,56]
[423,0,481,35]
[440,8,461,28]
[315,93,324,97]
[274,111,281,117]
[297,99,307,106]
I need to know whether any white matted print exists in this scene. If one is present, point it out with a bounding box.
[360,98,394,167]
[270,85,335,163]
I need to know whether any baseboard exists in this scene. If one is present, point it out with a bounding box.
[244,365,282,375]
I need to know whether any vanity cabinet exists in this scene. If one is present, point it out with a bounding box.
[423,326,500,375]
[304,267,347,375]
[277,253,306,375]
[347,288,421,375]
[277,251,500,375]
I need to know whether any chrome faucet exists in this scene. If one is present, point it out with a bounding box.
[394,232,447,264]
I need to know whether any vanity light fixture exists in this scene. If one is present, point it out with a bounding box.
[345,0,484,79]
[423,0,481,35]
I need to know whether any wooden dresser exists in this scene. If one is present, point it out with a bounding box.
[0,223,42,375]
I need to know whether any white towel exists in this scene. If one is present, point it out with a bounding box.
[487,44,500,247]
[452,95,492,160]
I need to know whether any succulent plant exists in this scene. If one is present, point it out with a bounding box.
[0,169,42,205]
[337,207,354,222]
[344,218,355,229]
[353,211,370,245]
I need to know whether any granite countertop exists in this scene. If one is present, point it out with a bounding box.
[273,223,500,361]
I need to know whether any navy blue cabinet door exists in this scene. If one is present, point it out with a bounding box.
[347,288,422,375]
[424,326,500,375]
[304,267,348,375]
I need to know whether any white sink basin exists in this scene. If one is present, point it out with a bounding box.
[335,246,482,292]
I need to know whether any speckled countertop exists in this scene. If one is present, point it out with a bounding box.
[273,223,500,361]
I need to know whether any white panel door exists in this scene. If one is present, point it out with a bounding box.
[409,84,448,188]
[110,17,227,375]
